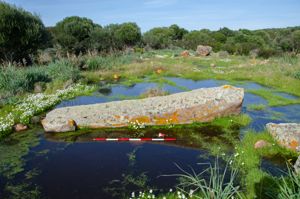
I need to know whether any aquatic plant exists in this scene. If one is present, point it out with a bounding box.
[275,165,300,199]
[248,89,300,106]
[247,104,267,111]
[173,159,241,199]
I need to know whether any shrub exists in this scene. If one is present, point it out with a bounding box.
[143,27,173,49]
[294,71,300,80]
[54,16,99,54]
[46,60,80,81]
[0,60,80,96]
[0,2,47,63]
[0,66,48,95]
[257,48,279,58]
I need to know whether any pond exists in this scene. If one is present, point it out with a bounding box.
[1,77,300,199]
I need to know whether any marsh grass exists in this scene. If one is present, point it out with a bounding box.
[165,158,241,199]
[0,60,80,102]
[275,165,300,199]
[248,89,300,106]
[247,104,267,111]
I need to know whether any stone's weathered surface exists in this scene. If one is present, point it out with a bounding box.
[43,119,76,132]
[254,140,270,149]
[196,45,212,56]
[266,123,300,151]
[14,124,28,132]
[294,156,300,173]
[42,85,244,132]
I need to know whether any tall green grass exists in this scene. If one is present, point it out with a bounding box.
[85,54,140,70]
[275,166,300,199]
[169,159,241,199]
[0,60,80,102]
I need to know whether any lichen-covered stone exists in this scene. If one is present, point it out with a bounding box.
[266,123,300,151]
[196,45,212,56]
[42,86,244,132]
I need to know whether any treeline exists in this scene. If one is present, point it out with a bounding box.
[1,1,300,64]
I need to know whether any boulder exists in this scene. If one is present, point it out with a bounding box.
[42,85,244,132]
[196,45,212,56]
[266,123,300,151]
[14,124,28,132]
[254,140,270,149]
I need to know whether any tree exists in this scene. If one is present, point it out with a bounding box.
[169,24,188,41]
[182,31,212,50]
[0,2,47,63]
[292,30,300,53]
[54,16,99,54]
[115,22,141,48]
[143,27,173,49]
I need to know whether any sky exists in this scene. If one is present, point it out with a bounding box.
[3,0,300,32]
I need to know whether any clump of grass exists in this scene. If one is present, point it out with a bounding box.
[248,89,300,106]
[248,104,267,111]
[168,159,241,199]
[276,165,300,199]
[85,54,140,70]
[140,87,169,98]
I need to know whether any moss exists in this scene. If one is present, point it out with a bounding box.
[233,131,298,198]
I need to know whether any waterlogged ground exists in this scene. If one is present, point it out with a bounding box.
[1,77,300,199]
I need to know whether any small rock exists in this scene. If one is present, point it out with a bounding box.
[14,124,28,132]
[294,156,300,174]
[254,140,270,149]
[210,63,216,68]
[34,82,43,93]
[181,50,190,57]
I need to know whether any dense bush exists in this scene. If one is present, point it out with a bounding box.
[143,27,174,49]
[90,23,141,53]
[0,2,47,63]
[54,16,99,54]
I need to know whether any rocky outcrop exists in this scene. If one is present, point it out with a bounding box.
[196,45,212,56]
[266,123,300,151]
[42,85,244,132]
